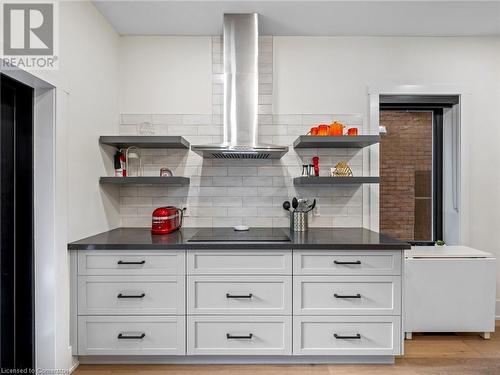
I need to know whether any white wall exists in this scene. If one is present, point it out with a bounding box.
[61,2,121,242]
[119,36,212,114]
[56,2,120,371]
[274,36,500,306]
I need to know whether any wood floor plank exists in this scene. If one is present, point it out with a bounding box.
[74,324,500,375]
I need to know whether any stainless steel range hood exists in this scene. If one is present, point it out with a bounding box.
[191,14,288,159]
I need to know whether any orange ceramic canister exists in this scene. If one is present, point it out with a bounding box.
[329,122,345,136]
[309,127,319,136]
[347,127,358,136]
[317,124,330,136]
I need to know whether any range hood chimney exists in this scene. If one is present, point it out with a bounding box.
[191,13,288,159]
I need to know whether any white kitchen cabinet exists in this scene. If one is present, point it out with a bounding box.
[78,251,185,276]
[405,246,496,338]
[293,316,401,356]
[74,250,187,356]
[188,275,292,315]
[294,275,401,316]
[72,248,404,361]
[187,315,292,355]
[78,275,185,315]
[293,250,403,357]
[187,250,292,275]
[293,251,401,275]
[78,315,185,355]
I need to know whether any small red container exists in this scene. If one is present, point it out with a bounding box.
[348,127,358,136]
[151,206,184,235]
[309,127,319,136]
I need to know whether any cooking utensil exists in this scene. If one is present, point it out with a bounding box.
[304,199,316,213]
[292,197,298,210]
[297,198,308,212]
[283,201,291,212]
[289,197,315,231]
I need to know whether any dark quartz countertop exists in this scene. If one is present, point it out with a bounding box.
[68,227,409,251]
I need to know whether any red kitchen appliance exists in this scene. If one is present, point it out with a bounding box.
[151,206,184,235]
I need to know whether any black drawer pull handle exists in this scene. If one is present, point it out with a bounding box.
[333,260,361,265]
[334,333,361,340]
[334,293,361,299]
[117,293,146,299]
[117,260,146,265]
[226,333,253,339]
[226,293,253,299]
[118,333,146,339]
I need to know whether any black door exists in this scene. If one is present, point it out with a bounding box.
[0,74,35,370]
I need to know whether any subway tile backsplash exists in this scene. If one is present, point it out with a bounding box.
[118,112,364,228]
[118,36,366,228]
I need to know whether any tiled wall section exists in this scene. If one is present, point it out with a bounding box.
[118,36,366,228]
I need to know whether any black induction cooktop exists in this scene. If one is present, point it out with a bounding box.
[187,228,291,242]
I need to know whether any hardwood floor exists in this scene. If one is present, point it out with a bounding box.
[74,323,500,375]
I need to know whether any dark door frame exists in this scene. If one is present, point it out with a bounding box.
[0,73,35,370]
[1,66,58,371]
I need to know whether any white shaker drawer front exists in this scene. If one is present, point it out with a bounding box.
[187,316,291,355]
[78,276,185,315]
[294,276,401,316]
[187,276,292,315]
[78,316,185,355]
[294,316,401,356]
[78,251,185,275]
[294,251,402,275]
[187,251,291,275]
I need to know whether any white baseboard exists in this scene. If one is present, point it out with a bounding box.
[68,358,79,374]
[78,355,395,365]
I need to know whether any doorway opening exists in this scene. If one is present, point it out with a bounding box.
[379,95,460,244]
[1,67,57,371]
[0,73,35,370]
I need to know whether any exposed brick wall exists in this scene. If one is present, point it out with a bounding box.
[379,111,433,240]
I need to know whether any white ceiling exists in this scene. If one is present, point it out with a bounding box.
[92,1,500,36]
